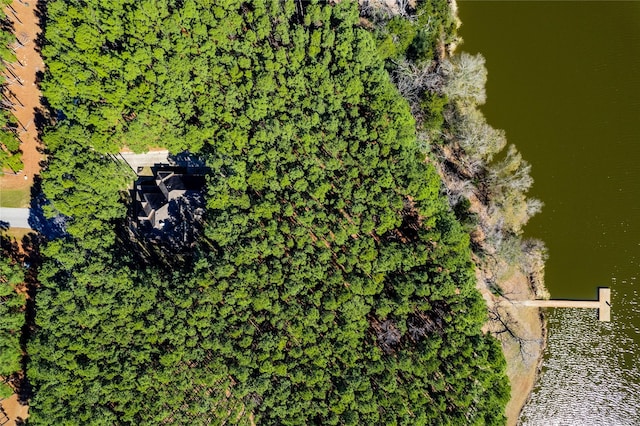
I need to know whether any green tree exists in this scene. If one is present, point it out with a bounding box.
[29,1,510,424]
[0,251,25,397]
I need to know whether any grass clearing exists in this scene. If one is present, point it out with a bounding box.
[1,227,33,243]
[0,188,30,207]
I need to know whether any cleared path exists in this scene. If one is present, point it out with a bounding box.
[515,288,611,321]
[0,207,31,229]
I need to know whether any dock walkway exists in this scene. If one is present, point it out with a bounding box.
[515,288,611,321]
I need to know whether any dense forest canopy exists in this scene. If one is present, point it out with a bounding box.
[22,1,510,424]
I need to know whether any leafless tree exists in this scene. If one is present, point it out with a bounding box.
[525,197,543,219]
[488,145,533,193]
[441,52,487,106]
[360,0,416,20]
[442,175,475,207]
[521,238,549,299]
[488,301,543,364]
[391,59,445,120]
[454,108,507,163]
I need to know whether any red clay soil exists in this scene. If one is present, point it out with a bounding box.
[0,394,28,425]
[0,0,44,194]
[0,2,42,422]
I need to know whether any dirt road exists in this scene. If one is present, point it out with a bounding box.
[0,2,41,422]
[0,0,44,194]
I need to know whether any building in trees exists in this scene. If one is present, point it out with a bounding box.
[131,164,206,246]
[134,167,204,229]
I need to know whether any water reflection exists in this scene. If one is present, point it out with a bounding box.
[520,280,640,425]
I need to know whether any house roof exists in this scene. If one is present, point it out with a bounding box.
[133,166,205,230]
[158,175,186,199]
[142,192,165,214]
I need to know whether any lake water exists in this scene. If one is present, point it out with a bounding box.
[457,1,640,424]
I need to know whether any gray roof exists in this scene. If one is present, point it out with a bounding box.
[135,167,205,230]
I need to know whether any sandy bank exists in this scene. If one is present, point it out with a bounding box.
[475,260,547,426]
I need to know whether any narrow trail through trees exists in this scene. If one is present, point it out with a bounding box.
[0,0,44,196]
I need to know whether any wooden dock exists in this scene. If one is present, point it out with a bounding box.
[517,287,611,321]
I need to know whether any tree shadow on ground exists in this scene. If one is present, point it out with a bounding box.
[16,230,41,406]
[0,229,20,260]
[33,0,48,54]
[0,230,39,407]
[27,176,67,240]
[119,193,207,274]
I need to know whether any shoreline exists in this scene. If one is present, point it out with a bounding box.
[446,1,549,424]
[516,314,548,425]
[468,233,548,425]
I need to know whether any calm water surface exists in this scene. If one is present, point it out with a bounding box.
[458,1,640,423]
